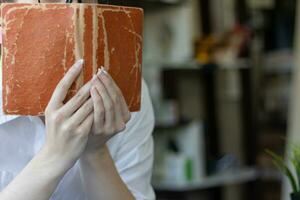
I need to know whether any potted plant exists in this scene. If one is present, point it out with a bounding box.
[266,146,300,200]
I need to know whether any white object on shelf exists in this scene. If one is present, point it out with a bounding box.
[164,152,189,184]
[153,168,259,191]
[175,121,206,181]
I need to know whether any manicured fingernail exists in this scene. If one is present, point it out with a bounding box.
[102,67,108,75]
[96,68,101,76]
[97,66,108,76]
[77,59,84,65]
[75,59,84,69]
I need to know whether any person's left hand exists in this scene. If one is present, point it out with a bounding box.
[83,68,131,155]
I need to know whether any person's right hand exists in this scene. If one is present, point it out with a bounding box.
[42,59,94,169]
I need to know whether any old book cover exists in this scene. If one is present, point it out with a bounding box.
[1,3,143,115]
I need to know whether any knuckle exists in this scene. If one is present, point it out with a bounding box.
[99,108,105,117]
[52,111,64,123]
[76,127,87,135]
[75,127,85,135]
[96,106,105,117]
[85,101,94,111]
[58,82,68,91]
[107,102,114,112]
[104,127,115,135]
[112,94,119,103]
[125,112,131,122]
[95,95,102,103]
[96,100,102,108]
[117,123,126,132]
[94,127,103,135]
[111,125,119,134]
[83,101,90,109]
[74,92,85,104]
[61,123,72,133]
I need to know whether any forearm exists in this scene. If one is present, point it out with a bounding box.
[0,147,70,200]
[79,146,135,200]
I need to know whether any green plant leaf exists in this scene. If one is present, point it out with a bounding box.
[265,149,299,193]
[291,145,300,189]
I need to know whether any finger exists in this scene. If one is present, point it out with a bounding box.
[92,74,115,129]
[97,68,130,122]
[90,86,105,134]
[96,70,125,132]
[68,98,93,127]
[48,59,84,109]
[60,80,92,116]
[77,112,94,136]
[113,100,126,132]
[116,92,131,122]
[97,67,121,99]
[118,95,131,122]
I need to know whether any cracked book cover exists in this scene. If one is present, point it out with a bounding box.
[1,3,143,115]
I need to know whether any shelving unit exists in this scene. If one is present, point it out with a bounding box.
[152,63,260,200]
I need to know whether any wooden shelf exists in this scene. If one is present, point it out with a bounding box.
[154,119,190,130]
[153,168,259,192]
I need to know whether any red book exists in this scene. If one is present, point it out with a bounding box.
[1,3,143,115]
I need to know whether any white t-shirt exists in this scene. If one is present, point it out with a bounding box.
[0,78,155,200]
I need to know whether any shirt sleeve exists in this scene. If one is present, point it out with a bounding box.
[111,79,155,200]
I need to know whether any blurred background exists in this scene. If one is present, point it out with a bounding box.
[110,0,297,199]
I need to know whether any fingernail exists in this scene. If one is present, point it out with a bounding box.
[96,68,101,76]
[78,59,84,65]
[98,66,108,76]
[75,59,84,68]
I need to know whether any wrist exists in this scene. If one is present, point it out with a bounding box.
[80,146,108,164]
[36,146,74,177]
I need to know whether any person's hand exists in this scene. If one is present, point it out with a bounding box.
[42,59,94,169]
[83,67,131,155]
